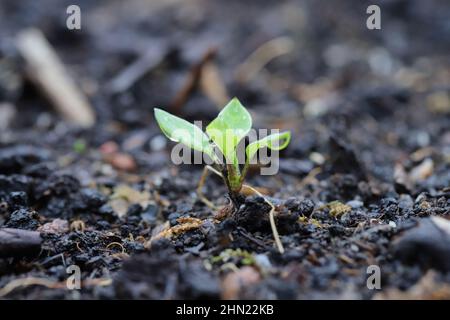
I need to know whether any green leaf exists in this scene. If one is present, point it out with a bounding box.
[154,108,215,159]
[206,98,252,163]
[246,131,291,161]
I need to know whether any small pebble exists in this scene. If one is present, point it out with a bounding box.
[346,200,364,209]
[150,135,167,151]
[389,221,397,228]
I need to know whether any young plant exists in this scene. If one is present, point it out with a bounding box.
[154,98,291,252]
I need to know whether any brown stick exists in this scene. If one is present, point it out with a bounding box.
[15,29,95,128]
[0,228,42,258]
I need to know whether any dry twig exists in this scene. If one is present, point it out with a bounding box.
[15,29,95,127]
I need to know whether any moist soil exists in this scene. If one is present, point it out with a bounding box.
[0,0,450,299]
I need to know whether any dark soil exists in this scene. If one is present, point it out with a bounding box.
[0,0,450,299]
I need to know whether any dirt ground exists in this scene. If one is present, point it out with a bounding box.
[0,0,450,299]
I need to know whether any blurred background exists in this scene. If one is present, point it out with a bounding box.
[0,0,449,188]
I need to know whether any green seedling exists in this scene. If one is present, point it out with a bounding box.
[154,98,291,253]
[154,98,291,205]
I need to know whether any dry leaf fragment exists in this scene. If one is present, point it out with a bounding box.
[319,201,352,218]
[149,217,203,242]
[38,218,69,234]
